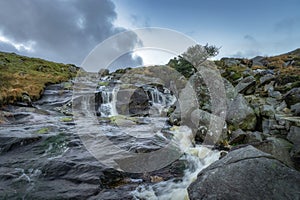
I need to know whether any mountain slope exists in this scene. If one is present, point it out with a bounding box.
[0,52,79,105]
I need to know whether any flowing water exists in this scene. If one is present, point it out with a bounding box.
[93,78,220,199]
[0,77,220,199]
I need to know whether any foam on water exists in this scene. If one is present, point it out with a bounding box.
[131,126,220,200]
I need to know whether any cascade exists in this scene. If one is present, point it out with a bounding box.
[98,86,119,117]
[132,126,220,200]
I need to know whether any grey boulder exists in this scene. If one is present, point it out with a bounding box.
[188,145,300,200]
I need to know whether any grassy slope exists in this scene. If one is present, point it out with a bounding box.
[0,51,79,105]
[216,48,300,89]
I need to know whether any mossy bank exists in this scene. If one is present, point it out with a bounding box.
[0,51,79,105]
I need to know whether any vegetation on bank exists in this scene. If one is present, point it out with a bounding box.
[0,51,79,105]
[1,47,300,106]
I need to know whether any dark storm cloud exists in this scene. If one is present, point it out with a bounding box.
[0,0,142,69]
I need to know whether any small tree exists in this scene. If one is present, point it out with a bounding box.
[168,44,220,78]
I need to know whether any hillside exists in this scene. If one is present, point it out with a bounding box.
[0,52,79,105]
[217,48,300,90]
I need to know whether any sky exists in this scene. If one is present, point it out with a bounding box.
[0,0,300,71]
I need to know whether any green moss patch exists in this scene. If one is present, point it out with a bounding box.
[35,127,50,134]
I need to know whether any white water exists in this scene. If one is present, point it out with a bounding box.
[145,86,176,116]
[99,86,119,117]
[131,126,220,200]
[98,84,176,117]
[96,82,220,199]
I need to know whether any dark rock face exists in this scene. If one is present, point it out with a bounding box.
[291,103,300,116]
[259,74,275,85]
[226,94,257,131]
[253,137,294,168]
[188,146,300,200]
[116,87,150,116]
[129,87,150,116]
[235,76,256,95]
[284,87,300,107]
[288,126,300,170]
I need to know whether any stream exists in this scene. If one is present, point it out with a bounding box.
[0,75,220,199]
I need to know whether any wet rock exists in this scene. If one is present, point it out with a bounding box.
[188,146,300,200]
[169,106,181,126]
[24,180,100,200]
[54,100,73,116]
[116,87,150,116]
[100,168,126,188]
[88,185,136,200]
[0,136,42,153]
[129,88,150,116]
[235,76,256,95]
[36,83,73,108]
[226,94,257,131]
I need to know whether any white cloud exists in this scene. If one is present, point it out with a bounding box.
[0,33,35,52]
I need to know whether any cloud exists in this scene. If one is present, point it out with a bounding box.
[230,49,263,58]
[0,0,142,69]
[130,14,151,27]
[244,35,256,42]
[0,41,18,52]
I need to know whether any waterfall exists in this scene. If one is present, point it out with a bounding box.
[144,86,176,116]
[98,86,119,117]
[131,126,220,200]
[96,84,176,117]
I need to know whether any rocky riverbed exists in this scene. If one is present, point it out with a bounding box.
[1,49,300,199]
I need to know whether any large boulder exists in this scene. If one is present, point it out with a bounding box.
[253,137,294,168]
[284,87,300,107]
[291,103,300,116]
[235,76,256,95]
[116,87,150,116]
[260,104,275,118]
[226,94,257,130]
[287,126,300,170]
[188,145,300,200]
